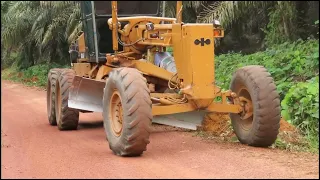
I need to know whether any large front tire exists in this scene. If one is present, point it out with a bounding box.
[103,67,152,157]
[55,69,80,130]
[230,65,280,147]
[47,68,63,125]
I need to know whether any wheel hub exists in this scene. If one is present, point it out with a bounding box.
[239,97,253,120]
[109,91,123,137]
[233,87,254,131]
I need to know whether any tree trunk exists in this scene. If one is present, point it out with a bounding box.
[283,16,289,40]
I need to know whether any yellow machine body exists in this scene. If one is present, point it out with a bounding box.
[49,1,280,154]
[69,1,243,127]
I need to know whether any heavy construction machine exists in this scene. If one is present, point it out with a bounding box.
[46,1,281,156]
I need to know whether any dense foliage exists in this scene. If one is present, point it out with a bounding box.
[1,1,81,70]
[166,1,319,54]
[1,60,69,87]
[2,1,318,70]
[214,39,319,150]
[281,77,319,149]
[215,39,319,100]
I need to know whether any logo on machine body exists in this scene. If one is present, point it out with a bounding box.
[194,38,211,46]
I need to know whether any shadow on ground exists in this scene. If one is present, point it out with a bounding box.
[78,121,104,129]
[77,120,187,134]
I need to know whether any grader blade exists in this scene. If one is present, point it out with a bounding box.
[68,76,105,112]
[152,111,206,130]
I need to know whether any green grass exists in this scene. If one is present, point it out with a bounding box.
[1,63,69,88]
[213,39,319,152]
[187,39,319,153]
[281,77,319,152]
[215,39,319,100]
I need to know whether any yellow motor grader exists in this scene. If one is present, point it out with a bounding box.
[46,1,281,156]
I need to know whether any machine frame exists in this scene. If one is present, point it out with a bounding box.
[47,1,280,157]
[70,1,245,117]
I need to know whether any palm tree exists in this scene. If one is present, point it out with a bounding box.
[165,1,317,51]
[197,1,318,47]
[1,1,82,69]
[2,1,318,69]
[163,1,207,23]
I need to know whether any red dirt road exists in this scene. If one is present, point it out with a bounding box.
[1,80,319,179]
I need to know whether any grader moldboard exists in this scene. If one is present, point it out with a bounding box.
[47,1,281,156]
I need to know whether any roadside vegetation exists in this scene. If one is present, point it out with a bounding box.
[204,39,319,153]
[1,1,319,153]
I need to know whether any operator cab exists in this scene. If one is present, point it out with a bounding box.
[80,1,161,62]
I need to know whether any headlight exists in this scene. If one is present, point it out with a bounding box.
[146,23,154,31]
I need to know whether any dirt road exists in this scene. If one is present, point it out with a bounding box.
[1,80,319,179]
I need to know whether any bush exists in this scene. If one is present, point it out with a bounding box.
[215,39,319,101]
[1,63,69,87]
[214,39,319,151]
[21,64,53,87]
[1,51,19,69]
[281,77,319,150]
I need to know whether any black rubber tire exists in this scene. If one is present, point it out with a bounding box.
[230,65,280,147]
[46,68,63,126]
[55,69,80,130]
[103,67,152,157]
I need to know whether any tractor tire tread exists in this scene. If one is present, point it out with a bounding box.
[47,68,64,125]
[103,67,152,157]
[56,69,79,130]
[230,65,280,147]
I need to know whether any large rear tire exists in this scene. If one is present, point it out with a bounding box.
[230,65,280,147]
[55,69,80,130]
[103,67,152,156]
[47,68,63,126]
